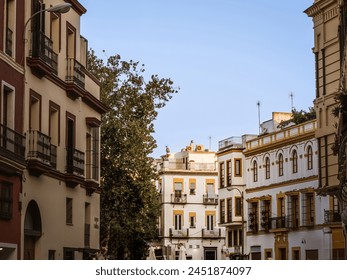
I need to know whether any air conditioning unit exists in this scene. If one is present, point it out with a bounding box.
[196,145,204,151]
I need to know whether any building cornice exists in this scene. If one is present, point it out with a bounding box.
[304,0,338,18]
[159,170,218,176]
[244,132,315,157]
[246,175,318,194]
[64,0,87,15]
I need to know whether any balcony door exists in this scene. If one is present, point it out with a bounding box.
[66,114,75,173]
[174,214,182,230]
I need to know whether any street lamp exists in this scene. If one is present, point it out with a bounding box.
[226,185,245,258]
[23,3,72,41]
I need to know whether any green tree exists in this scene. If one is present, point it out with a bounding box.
[87,50,178,259]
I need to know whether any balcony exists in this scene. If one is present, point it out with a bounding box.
[65,147,85,188]
[203,194,218,205]
[27,31,58,78]
[260,211,270,231]
[169,228,189,238]
[171,194,187,204]
[5,27,13,56]
[324,210,341,224]
[66,58,86,100]
[0,124,26,174]
[26,130,53,176]
[202,228,222,239]
[85,159,100,195]
[287,215,300,230]
[269,216,287,231]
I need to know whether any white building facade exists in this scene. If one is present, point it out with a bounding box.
[244,115,333,260]
[156,142,224,260]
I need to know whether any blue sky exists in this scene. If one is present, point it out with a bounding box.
[80,0,315,158]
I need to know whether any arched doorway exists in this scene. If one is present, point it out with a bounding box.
[24,200,42,260]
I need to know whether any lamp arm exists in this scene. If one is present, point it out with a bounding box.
[23,8,50,41]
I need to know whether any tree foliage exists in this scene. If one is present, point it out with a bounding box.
[87,50,178,259]
[290,107,316,124]
[278,107,316,129]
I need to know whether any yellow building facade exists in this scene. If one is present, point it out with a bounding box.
[21,0,106,259]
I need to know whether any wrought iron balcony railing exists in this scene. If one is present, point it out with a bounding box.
[169,228,189,238]
[66,58,85,88]
[27,130,51,163]
[66,147,85,176]
[324,210,341,224]
[269,216,287,230]
[31,31,58,73]
[203,194,219,205]
[0,124,26,163]
[202,228,222,238]
[171,194,187,204]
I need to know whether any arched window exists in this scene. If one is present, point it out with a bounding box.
[265,157,270,179]
[278,153,284,176]
[307,146,313,170]
[292,150,298,173]
[253,161,258,182]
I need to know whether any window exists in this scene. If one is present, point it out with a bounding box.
[302,192,315,226]
[49,101,60,146]
[235,197,242,216]
[189,213,196,228]
[220,200,225,224]
[1,83,15,129]
[307,146,313,170]
[265,249,272,260]
[50,12,60,53]
[253,161,258,182]
[278,197,285,217]
[278,153,284,176]
[66,197,73,225]
[288,195,299,228]
[86,127,100,181]
[260,200,271,231]
[0,181,12,219]
[227,198,232,223]
[206,214,214,230]
[292,150,298,173]
[5,0,15,57]
[248,202,259,232]
[189,181,196,195]
[227,229,242,248]
[48,250,56,260]
[29,90,41,131]
[292,247,300,260]
[174,182,183,198]
[63,247,75,260]
[265,157,270,179]
[226,160,232,186]
[219,162,225,187]
[174,214,182,230]
[206,182,215,197]
[234,159,242,176]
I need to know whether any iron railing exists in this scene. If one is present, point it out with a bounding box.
[324,210,341,224]
[66,58,85,88]
[0,124,26,162]
[27,130,51,163]
[203,194,219,205]
[169,228,189,238]
[66,147,85,176]
[31,31,58,73]
[171,194,187,204]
